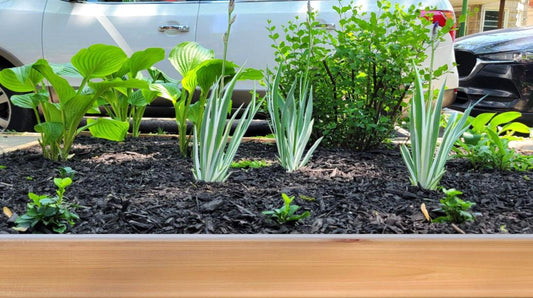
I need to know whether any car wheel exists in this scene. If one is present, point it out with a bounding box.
[0,69,36,132]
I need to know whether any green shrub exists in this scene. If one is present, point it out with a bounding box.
[268,0,451,150]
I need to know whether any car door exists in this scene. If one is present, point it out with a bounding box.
[41,0,200,78]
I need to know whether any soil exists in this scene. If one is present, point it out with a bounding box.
[0,135,532,234]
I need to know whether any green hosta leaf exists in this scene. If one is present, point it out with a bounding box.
[89,78,148,94]
[169,41,214,77]
[188,101,203,126]
[62,94,96,131]
[0,64,42,92]
[71,44,127,79]
[469,113,495,133]
[150,83,181,102]
[127,47,166,77]
[128,89,154,107]
[34,122,63,144]
[239,68,264,80]
[10,93,47,109]
[192,59,238,94]
[32,59,76,103]
[41,101,62,122]
[50,63,82,78]
[489,111,522,131]
[500,122,530,135]
[87,118,129,141]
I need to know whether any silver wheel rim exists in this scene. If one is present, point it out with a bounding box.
[0,85,11,131]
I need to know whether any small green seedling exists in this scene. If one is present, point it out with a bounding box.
[25,176,33,181]
[433,188,476,224]
[262,193,310,224]
[14,177,79,233]
[57,166,76,179]
[0,165,6,170]
[230,159,270,169]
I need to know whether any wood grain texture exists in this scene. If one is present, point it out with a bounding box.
[1,235,532,297]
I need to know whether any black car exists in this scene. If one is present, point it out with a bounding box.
[451,26,533,126]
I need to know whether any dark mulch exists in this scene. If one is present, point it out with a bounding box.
[0,135,532,234]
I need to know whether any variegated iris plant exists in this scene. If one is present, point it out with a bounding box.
[192,70,261,182]
[400,66,478,190]
[267,68,322,172]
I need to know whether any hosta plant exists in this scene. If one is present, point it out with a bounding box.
[400,65,479,190]
[93,47,165,138]
[453,111,532,171]
[267,67,322,172]
[0,44,147,161]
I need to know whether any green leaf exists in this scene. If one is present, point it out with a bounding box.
[54,177,72,189]
[86,118,129,141]
[191,59,238,94]
[127,48,166,77]
[0,64,42,92]
[34,122,63,144]
[489,112,522,130]
[469,113,495,133]
[499,122,531,135]
[32,59,77,103]
[71,44,127,79]
[150,83,181,102]
[239,68,264,80]
[50,63,82,78]
[10,93,46,109]
[168,41,214,77]
[88,78,148,94]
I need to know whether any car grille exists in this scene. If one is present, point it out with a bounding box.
[455,50,477,77]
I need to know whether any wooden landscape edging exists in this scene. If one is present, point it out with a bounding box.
[1,235,533,297]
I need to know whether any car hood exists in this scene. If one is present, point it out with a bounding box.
[455,26,533,54]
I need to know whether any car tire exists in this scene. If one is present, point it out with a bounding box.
[0,66,36,132]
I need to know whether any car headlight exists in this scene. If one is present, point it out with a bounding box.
[479,51,533,62]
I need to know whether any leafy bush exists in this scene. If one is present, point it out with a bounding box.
[268,0,451,150]
[267,67,322,172]
[454,111,532,171]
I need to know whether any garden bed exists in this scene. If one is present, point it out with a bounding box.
[1,135,532,234]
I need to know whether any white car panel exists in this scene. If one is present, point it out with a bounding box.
[42,0,200,78]
[0,0,47,65]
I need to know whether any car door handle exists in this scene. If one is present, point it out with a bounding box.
[314,23,335,30]
[158,25,189,33]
